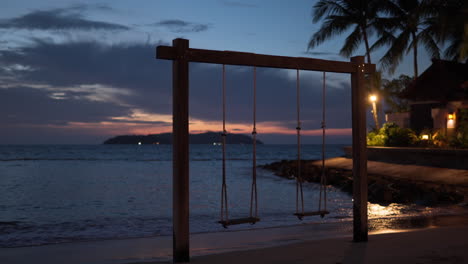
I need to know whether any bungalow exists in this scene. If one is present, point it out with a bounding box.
[386,59,468,136]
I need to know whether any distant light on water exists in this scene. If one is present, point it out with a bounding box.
[138,142,142,145]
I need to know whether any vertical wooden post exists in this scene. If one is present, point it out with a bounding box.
[172,38,190,262]
[350,56,368,242]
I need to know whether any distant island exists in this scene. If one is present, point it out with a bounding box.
[103,132,263,145]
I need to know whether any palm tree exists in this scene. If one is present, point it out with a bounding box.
[381,74,412,113]
[308,0,382,64]
[375,0,440,79]
[429,0,467,61]
[309,0,385,129]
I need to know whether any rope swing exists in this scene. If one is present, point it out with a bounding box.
[318,72,328,214]
[219,65,260,228]
[294,70,329,220]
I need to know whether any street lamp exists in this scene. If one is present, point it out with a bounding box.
[369,94,380,130]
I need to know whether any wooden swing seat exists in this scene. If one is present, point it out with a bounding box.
[218,217,260,228]
[294,210,329,220]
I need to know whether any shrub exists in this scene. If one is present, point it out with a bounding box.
[367,131,386,146]
[381,123,417,147]
[366,114,468,149]
[432,131,448,147]
[367,123,417,147]
[449,109,468,148]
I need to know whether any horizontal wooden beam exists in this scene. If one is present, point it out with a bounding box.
[156,45,375,74]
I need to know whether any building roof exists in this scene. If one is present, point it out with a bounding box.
[401,59,468,102]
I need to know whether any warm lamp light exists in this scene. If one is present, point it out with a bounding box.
[369,95,377,102]
[447,113,456,128]
[421,134,429,140]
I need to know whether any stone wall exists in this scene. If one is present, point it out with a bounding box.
[385,112,410,128]
[343,146,468,170]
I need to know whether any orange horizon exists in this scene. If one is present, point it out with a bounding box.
[9,109,352,138]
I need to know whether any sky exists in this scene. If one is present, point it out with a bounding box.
[0,0,433,144]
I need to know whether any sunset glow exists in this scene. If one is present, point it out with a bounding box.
[0,0,429,144]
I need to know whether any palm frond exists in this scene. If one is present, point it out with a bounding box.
[406,36,417,54]
[312,0,350,23]
[380,30,411,73]
[370,30,396,52]
[418,28,440,59]
[378,0,406,17]
[372,17,400,32]
[422,16,444,42]
[309,15,353,49]
[443,39,462,61]
[340,25,362,57]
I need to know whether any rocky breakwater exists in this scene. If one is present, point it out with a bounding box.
[261,158,467,206]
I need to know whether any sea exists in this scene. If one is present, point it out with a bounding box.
[0,144,465,248]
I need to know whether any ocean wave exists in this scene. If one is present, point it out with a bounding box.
[0,158,267,162]
[0,158,171,162]
[0,217,172,248]
[0,158,106,161]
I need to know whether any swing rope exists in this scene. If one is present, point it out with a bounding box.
[220,64,228,223]
[219,65,259,227]
[250,67,258,219]
[295,69,304,216]
[294,70,329,220]
[318,72,327,212]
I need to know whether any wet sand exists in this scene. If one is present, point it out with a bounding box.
[151,225,468,264]
[1,214,467,264]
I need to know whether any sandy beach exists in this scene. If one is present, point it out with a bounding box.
[1,214,467,264]
[151,224,468,264]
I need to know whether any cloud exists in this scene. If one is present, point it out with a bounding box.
[0,39,352,126]
[0,40,177,141]
[302,51,338,56]
[0,39,170,96]
[221,1,259,8]
[0,82,133,106]
[0,86,132,126]
[153,19,209,33]
[0,6,128,31]
[68,3,114,12]
[0,39,354,143]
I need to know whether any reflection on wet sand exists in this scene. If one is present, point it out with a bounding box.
[369,213,468,234]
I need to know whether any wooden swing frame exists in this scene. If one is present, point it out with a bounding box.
[156,38,374,263]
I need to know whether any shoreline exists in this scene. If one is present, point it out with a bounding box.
[3,204,467,250]
[2,213,468,264]
[150,224,468,264]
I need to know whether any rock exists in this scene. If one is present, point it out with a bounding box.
[262,159,465,206]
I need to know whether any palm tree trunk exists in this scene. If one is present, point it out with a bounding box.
[362,26,380,129]
[362,27,372,64]
[412,32,418,79]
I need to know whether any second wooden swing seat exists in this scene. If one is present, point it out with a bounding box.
[218,217,260,227]
[293,211,329,220]
[293,70,330,221]
[218,65,259,228]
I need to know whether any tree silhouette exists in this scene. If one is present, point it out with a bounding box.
[308,0,383,64]
[374,0,440,78]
